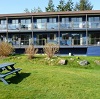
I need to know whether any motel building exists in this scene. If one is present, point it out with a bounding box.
[0,10,100,56]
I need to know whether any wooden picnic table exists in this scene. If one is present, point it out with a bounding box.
[0,62,21,85]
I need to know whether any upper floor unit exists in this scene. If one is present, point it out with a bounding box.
[0,10,100,31]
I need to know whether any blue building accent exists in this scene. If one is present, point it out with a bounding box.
[87,46,100,56]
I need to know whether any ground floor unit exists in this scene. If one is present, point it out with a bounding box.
[0,31,100,56]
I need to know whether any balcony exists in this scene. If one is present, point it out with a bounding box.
[34,39,58,46]
[0,24,7,31]
[47,23,58,30]
[8,24,19,30]
[33,22,58,30]
[60,22,86,30]
[20,23,32,30]
[60,38,86,46]
[88,38,100,46]
[88,22,100,29]
[0,21,100,32]
[33,23,46,30]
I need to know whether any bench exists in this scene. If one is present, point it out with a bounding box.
[0,62,22,85]
[0,68,21,78]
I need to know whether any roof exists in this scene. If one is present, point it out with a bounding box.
[0,10,100,18]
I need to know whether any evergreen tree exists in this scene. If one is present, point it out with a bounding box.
[56,0,74,11]
[24,8,30,13]
[31,7,42,13]
[74,0,93,11]
[57,0,66,11]
[24,7,42,13]
[45,0,55,12]
[65,0,74,11]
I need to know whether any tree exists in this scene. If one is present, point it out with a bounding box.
[57,0,66,11]
[65,0,74,11]
[24,7,42,13]
[74,0,93,11]
[24,8,30,13]
[56,0,74,11]
[31,7,42,13]
[45,0,55,12]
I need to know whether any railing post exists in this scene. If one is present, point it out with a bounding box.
[19,38,21,48]
[86,14,88,46]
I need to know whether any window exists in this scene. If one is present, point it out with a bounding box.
[50,34,56,40]
[71,18,82,22]
[37,19,47,23]
[89,17,100,22]
[62,33,69,40]
[21,19,31,24]
[1,20,7,24]
[61,18,69,23]
[12,19,18,24]
[49,18,56,23]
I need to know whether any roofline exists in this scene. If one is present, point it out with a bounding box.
[0,10,100,17]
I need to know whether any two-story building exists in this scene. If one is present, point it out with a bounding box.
[0,10,100,55]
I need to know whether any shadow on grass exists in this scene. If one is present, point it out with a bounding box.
[7,73,31,84]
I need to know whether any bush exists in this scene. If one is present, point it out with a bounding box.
[25,45,38,59]
[43,43,59,58]
[0,42,14,57]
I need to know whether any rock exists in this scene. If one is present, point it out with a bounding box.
[76,56,80,59]
[94,60,100,65]
[45,57,50,60]
[58,59,66,65]
[79,60,88,66]
[17,57,21,59]
[69,58,74,61]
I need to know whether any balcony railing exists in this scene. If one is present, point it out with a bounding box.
[60,38,86,46]
[34,39,58,46]
[87,22,100,28]
[88,38,100,45]
[33,23,58,30]
[8,24,19,30]
[47,23,58,30]
[0,24,7,30]
[1,21,100,31]
[33,23,46,30]
[20,23,32,30]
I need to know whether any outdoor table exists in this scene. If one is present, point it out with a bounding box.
[0,62,21,85]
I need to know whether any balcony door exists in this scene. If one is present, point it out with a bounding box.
[20,34,31,45]
[37,34,47,45]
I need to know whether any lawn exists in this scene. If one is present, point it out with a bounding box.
[0,55,100,99]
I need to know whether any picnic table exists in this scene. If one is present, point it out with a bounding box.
[0,62,21,85]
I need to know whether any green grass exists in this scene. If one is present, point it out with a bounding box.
[0,55,100,99]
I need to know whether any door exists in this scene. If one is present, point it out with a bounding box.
[37,34,47,45]
[20,34,31,45]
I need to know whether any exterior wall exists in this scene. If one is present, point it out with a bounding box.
[0,11,100,55]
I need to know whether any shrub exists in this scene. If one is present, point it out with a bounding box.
[25,45,38,59]
[43,43,59,58]
[0,42,14,57]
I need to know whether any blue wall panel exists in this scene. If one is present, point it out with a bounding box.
[87,46,100,56]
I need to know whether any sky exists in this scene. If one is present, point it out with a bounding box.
[0,0,99,14]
